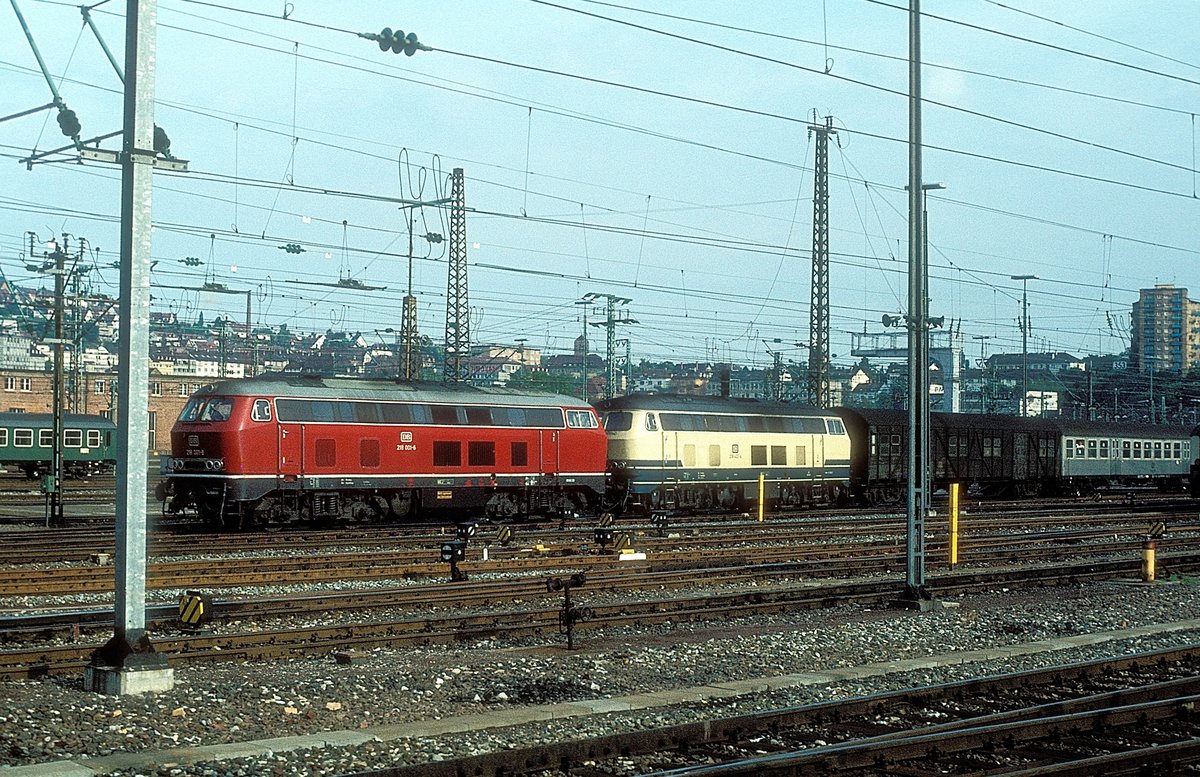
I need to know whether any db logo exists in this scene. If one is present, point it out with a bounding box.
[188,435,199,446]
[400,431,413,442]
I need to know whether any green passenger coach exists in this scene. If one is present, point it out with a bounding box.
[0,412,117,479]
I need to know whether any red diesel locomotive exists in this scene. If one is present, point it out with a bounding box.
[162,376,607,528]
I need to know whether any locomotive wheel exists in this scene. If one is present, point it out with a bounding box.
[388,492,415,519]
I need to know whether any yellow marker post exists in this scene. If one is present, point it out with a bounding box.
[757,473,765,522]
[1143,539,1157,582]
[949,482,960,567]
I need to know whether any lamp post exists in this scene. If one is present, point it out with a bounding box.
[1011,275,1037,416]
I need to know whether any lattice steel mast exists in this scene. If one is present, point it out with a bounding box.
[443,167,469,382]
[807,115,835,408]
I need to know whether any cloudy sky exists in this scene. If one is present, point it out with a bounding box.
[2,1,1197,372]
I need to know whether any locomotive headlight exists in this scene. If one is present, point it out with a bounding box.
[172,459,184,471]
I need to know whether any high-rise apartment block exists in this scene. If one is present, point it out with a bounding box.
[1130,284,1200,374]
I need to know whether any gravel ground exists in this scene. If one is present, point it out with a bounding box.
[2,579,1200,776]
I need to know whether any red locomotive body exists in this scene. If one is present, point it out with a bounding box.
[163,376,607,528]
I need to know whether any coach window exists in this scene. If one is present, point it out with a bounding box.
[251,400,272,422]
[1074,440,1085,458]
[64,429,82,448]
[87,429,100,448]
[751,445,767,466]
[1176,442,1184,458]
[1154,442,1163,459]
[1133,441,1142,459]
[14,429,32,447]
[469,441,496,467]
[1065,439,1073,459]
[771,445,787,465]
[1086,440,1097,459]
[38,429,53,447]
[1122,440,1131,459]
[434,441,461,467]
[0,429,7,446]
[1099,440,1109,459]
[645,413,658,432]
[511,441,528,467]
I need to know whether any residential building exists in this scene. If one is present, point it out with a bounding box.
[1130,284,1200,374]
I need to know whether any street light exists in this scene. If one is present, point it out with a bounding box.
[1010,275,1038,416]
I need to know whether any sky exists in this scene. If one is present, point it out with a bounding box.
[2,0,1199,374]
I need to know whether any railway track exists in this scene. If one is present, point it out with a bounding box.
[0,502,1192,566]
[2,553,1198,680]
[382,642,1200,776]
[1,523,1194,597]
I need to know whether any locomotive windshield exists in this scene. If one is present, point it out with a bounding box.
[199,397,234,422]
[602,411,632,431]
[179,397,204,422]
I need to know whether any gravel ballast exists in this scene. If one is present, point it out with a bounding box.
[2,580,1199,776]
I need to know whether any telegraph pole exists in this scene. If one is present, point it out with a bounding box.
[807,115,835,408]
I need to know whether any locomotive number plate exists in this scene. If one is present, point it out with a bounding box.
[436,490,453,500]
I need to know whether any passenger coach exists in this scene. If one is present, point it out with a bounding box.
[0,411,116,480]
[596,394,852,513]
[163,377,607,528]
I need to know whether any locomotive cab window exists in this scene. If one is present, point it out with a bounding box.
[566,410,598,428]
[826,418,845,436]
[200,398,234,422]
[251,399,272,422]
